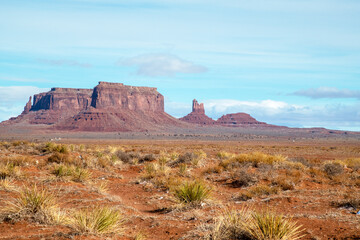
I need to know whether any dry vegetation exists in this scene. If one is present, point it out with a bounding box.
[0,139,359,239]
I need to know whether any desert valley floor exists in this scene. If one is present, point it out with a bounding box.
[0,134,359,240]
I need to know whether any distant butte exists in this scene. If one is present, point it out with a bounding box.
[179,99,216,125]
[179,99,270,127]
[216,113,267,126]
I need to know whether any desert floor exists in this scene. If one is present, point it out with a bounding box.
[0,138,359,239]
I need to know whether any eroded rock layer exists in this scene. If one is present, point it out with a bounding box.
[5,82,183,131]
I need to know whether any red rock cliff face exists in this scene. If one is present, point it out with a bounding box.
[21,97,32,114]
[32,88,92,111]
[90,82,164,112]
[7,82,182,131]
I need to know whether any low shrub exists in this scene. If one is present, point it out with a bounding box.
[97,157,113,169]
[323,161,344,176]
[4,156,32,167]
[0,163,21,180]
[71,167,92,182]
[272,177,295,191]
[208,208,252,240]
[173,180,212,206]
[248,210,304,240]
[48,152,70,164]
[229,170,256,188]
[69,206,124,234]
[116,151,140,164]
[343,158,360,171]
[216,151,233,160]
[51,165,91,182]
[138,154,156,163]
[0,178,16,191]
[2,185,62,224]
[219,152,286,170]
[237,184,280,201]
[209,208,304,240]
[232,152,286,167]
[42,142,69,154]
[169,152,195,167]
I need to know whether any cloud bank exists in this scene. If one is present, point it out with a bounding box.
[120,54,207,77]
[293,87,360,99]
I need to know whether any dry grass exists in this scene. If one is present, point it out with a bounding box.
[208,208,304,240]
[173,180,212,206]
[0,178,16,191]
[1,184,63,224]
[0,163,22,179]
[68,206,124,235]
[51,164,92,182]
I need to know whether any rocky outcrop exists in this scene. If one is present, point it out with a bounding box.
[179,99,216,125]
[180,100,270,127]
[192,99,205,114]
[22,97,32,115]
[216,113,267,126]
[5,82,184,131]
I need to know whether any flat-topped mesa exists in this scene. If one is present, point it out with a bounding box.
[91,81,164,112]
[179,99,216,125]
[216,113,267,126]
[5,81,180,131]
[31,87,92,111]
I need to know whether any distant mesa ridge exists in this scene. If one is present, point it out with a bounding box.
[3,82,275,132]
[179,99,268,127]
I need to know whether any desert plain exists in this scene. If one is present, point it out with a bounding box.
[0,130,359,240]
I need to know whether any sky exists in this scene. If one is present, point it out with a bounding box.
[1,0,360,131]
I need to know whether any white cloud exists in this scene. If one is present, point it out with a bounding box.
[119,53,207,77]
[204,99,299,117]
[293,87,360,99]
[0,86,50,122]
[0,86,49,104]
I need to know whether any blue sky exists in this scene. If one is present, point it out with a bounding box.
[1,0,360,130]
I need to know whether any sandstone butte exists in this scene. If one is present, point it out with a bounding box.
[179,99,270,127]
[2,81,278,132]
